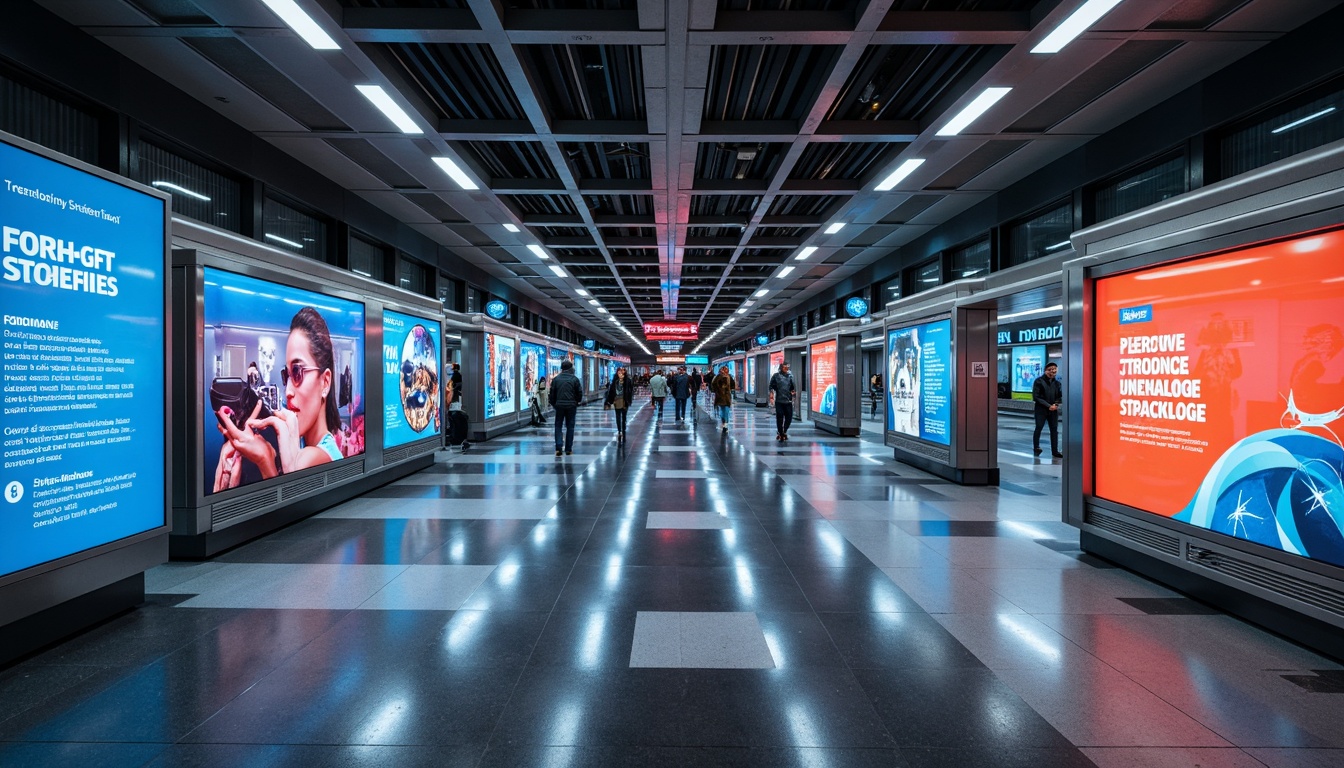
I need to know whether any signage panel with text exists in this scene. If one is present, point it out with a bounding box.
[382,310,440,448]
[886,319,952,446]
[643,321,699,340]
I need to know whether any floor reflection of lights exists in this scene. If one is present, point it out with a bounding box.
[579,612,608,668]
[446,611,486,651]
[996,615,1063,663]
[351,696,409,744]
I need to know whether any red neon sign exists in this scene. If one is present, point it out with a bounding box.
[643,322,699,340]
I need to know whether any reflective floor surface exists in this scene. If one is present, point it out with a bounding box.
[2,403,1343,767]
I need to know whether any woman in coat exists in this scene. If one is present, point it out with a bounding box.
[604,366,636,442]
[710,365,735,432]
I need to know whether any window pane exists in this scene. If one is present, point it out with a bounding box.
[263,197,328,260]
[0,72,99,164]
[137,142,241,231]
[882,277,902,306]
[1094,155,1186,222]
[398,257,429,296]
[909,259,942,294]
[951,238,990,279]
[348,235,387,282]
[1008,204,1071,266]
[1219,88,1344,179]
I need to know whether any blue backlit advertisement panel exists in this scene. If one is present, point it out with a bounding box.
[0,137,166,579]
[203,268,366,494]
[886,319,952,446]
[382,310,440,448]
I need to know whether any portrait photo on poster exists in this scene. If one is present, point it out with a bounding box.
[383,310,440,449]
[485,333,517,419]
[203,268,365,495]
[520,340,548,406]
[887,319,951,446]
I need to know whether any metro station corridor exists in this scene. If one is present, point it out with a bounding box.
[2,404,1341,768]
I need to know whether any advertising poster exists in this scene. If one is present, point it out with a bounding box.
[573,355,584,388]
[810,340,837,415]
[887,320,952,445]
[1012,345,1047,396]
[485,333,516,419]
[0,139,166,578]
[548,347,568,385]
[382,310,440,448]
[1094,230,1344,568]
[519,340,547,407]
[770,351,784,374]
[746,356,756,394]
[203,268,365,495]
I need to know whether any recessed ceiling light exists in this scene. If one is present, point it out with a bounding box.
[795,246,817,261]
[777,266,795,278]
[431,156,479,190]
[875,158,925,192]
[549,265,567,278]
[576,289,589,296]
[824,222,845,235]
[1031,0,1125,54]
[597,307,608,313]
[259,0,340,50]
[588,299,600,305]
[754,289,768,297]
[527,244,550,259]
[354,85,422,134]
[935,87,1012,136]
[503,223,520,233]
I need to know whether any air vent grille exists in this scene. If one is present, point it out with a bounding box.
[889,434,951,464]
[281,475,325,500]
[384,445,415,465]
[211,488,279,527]
[325,460,365,485]
[1086,508,1181,557]
[1187,546,1344,618]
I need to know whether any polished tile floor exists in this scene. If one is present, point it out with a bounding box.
[2,403,1343,767]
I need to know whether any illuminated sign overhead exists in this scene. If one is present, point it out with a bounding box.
[582,339,595,349]
[598,347,613,355]
[643,321,699,340]
[846,297,869,318]
[755,334,770,346]
[656,355,686,364]
[484,300,508,319]
[685,354,709,365]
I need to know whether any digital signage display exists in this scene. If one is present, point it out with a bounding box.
[484,333,516,419]
[573,355,585,389]
[643,321,698,341]
[770,351,784,374]
[746,356,756,394]
[0,138,166,578]
[382,310,439,449]
[886,320,951,446]
[548,347,569,385]
[520,340,547,407]
[1012,345,1047,396]
[203,268,365,495]
[1094,229,1344,568]
[810,340,837,416]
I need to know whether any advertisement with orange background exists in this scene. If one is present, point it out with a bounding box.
[1094,229,1344,568]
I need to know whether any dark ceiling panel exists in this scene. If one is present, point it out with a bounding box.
[827,43,1010,122]
[403,192,465,221]
[381,43,524,120]
[925,139,1026,188]
[705,45,842,122]
[519,44,645,122]
[695,142,788,181]
[460,141,558,179]
[1148,0,1251,29]
[326,139,423,188]
[790,141,905,181]
[880,193,942,223]
[891,0,1035,8]
[1008,41,1184,132]
[501,193,580,215]
[126,0,213,25]
[338,1,470,9]
[562,142,651,179]
[690,194,760,217]
[186,39,349,131]
[585,194,654,216]
[766,194,845,217]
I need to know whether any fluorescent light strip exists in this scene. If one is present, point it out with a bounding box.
[576,289,589,296]
[777,266,795,278]
[1271,107,1337,134]
[431,156,479,190]
[259,0,340,50]
[998,305,1063,321]
[1031,0,1124,54]
[354,85,421,134]
[795,247,817,261]
[549,265,567,278]
[754,289,768,297]
[936,87,1012,136]
[875,158,926,191]
[265,233,303,249]
[151,181,211,201]
[824,222,845,235]
[502,223,520,232]
[588,299,600,305]
[527,244,550,260]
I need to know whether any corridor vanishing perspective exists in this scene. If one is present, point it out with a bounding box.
[2,404,1342,767]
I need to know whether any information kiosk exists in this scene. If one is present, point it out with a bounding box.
[1065,142,1344,661]
[0,131,171,663]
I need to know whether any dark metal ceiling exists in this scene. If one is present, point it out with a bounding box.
[37,0,1326,353]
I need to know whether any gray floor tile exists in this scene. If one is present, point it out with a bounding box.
[646,512,732,530]
[359,565,497,610]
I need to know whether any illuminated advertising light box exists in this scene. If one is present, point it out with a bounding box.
[547,346,568,383]
[382,310,440,449]
[573,355,584,386]
[886,320,952,446]
[0,137,167,579]
[746,356,756,394]
[770,351,784,373]
[686,354,709,366]
[519,340,547,406]
[643,321,699,340]
[1011,345,1047,400]
[484,333,516,418]
[1094,229,1344,568]
[203,268,365,495]
[810,340,838,415]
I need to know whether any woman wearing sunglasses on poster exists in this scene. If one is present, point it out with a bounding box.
[213,307,343,491]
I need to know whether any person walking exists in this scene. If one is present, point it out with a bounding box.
[869,373,882,418]
[551,360,584,457]
[768,361,797,442]
[648,369,669,421]
[1032,361,1063,458]
[689,368,703,414]
[604,366,635,442]
[671,366,691,422]
[711,365,735,433]
[449,362,463,406]
[536,374,548,412]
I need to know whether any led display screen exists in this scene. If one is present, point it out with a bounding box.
[382,310,439,448]
[1011,345,1047,395]
[746,356,756,394]
[203,268,365,495]
[0,138,166,577]
[886,319,952,446]
[1094,230,1344,568]
[484,333,516,419]
[574,355,585,389]
[520,340,547,407]
[810,340,837,415]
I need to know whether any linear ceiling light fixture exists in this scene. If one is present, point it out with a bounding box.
[259,0,340,50]
[502,223,520,233]
[576,289,589,296]
[874,158,926,192]
[355,85,421,134]
[754,289,768,297]
[527,244,550,260]
[151,181,210,201]
[777,266,795,278]
[548,265,567,278]
[824,222,845,235]
[936,87,1012,136]
[1031,0,1124,54]
[431,156,479,190]
[795,246,817,261]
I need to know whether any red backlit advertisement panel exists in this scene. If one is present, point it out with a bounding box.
[770,351,784,373]
[1094,229,1344,568]
[643,322,699,340]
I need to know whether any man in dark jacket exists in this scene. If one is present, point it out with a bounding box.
[689,368,703,413]
[449,363,463,406]
[671,366,691,422]
[767,361,797,441]
[1032,362,1063,458]
[551,360,584,456]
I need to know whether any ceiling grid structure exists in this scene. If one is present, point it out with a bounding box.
[33,0,1338,353]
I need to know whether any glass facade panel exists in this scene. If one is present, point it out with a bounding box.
[908,259,941,295]
[951,238,990,279]
[1007,204,1072,266]
[1094,155,1186,222]
[1219,87,1344,179]
[398,256,430,296]
[263,196,328,260]
[881,277,902,306]
[349,234,388,282]
[137,141,241,231]
[0,72,99,164]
